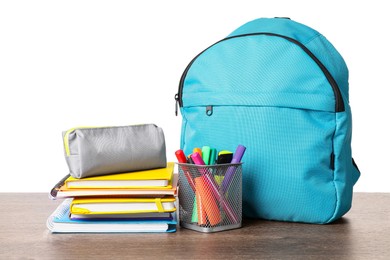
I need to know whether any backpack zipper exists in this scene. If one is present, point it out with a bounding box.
[175,32,345,115]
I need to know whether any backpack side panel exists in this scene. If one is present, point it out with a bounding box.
[327,109,360,222]
[304,33,360,222]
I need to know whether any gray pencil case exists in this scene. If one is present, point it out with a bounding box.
[62,124,167,178]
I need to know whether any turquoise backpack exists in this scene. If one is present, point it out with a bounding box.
[175,18,360,224]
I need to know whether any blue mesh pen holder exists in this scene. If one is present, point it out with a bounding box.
[177,163,242,233]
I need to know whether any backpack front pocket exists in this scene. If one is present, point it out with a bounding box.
[181,104,338,223]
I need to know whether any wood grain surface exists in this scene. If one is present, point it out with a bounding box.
[0,193,389,259]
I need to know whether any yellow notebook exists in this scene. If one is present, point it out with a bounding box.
[54,173,178,199]
[70,197,177,215]
[65,162,174,189]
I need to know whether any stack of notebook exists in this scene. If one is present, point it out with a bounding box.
[47,162,178,233]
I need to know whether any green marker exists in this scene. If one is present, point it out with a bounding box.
[202,146,211,165]
[209,148,217,165]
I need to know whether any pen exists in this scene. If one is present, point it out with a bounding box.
[49,174,71,199]
[221,145,246,194]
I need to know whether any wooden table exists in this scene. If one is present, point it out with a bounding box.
[0,193,389,259]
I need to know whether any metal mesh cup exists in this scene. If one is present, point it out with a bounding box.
[177,163,242,232]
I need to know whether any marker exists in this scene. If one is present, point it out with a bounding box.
[191,152,238,223]
[219,150,231,154]
[175,150,187,164]
[194,176,221,226]
[217,150,233,164]
[194,177,208,225]
[201,146,211,165]
[231,145,246,164]
[191,153,221,225]
[193,147,202,157]
[175,149,198,223]
[221,145,246,194]
[191,201,199,224]
[187,154,195,164]
[209,148,217,165]
[175,150,195,189]
[210,148,223,184]
[191,152,206,165]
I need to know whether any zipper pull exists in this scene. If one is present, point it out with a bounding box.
[175,94,179,116]
[206,105,213,116]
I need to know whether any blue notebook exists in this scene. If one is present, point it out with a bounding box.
[47,199,177,233]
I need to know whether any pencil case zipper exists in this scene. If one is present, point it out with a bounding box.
[63,126,107,156]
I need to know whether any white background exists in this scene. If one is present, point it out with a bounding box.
[0,1,388,192]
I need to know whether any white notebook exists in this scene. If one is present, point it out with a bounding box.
[47,199,177,233]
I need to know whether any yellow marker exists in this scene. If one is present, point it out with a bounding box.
[193,148,202,157]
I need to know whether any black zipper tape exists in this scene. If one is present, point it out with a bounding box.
[330,152,335,170]
[176,32,345,113]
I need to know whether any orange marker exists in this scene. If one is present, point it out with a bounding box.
[194,181,207,225]
[193,147,202,157]
[194,176,221,226]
